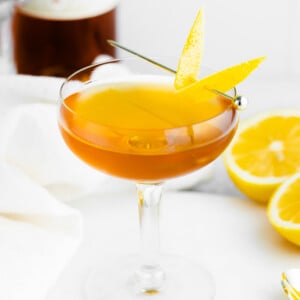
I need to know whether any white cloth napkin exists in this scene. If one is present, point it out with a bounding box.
[0,162,81,300]
[0,74,107,300]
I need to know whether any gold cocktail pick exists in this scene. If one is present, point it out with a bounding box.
[282,270,300,300]
[107,40,247,110]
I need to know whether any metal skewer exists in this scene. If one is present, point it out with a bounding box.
[108,40,177,74]
[107,40,247,110]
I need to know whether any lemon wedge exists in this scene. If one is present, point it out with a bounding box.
[224,110,300,203]
[175,8,204,89]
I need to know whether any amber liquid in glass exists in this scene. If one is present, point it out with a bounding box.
[59,80,237,181]
[12,4,116,77]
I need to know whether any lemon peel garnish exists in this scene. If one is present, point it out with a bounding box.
[175,8,204,89]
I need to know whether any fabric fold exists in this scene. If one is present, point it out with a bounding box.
[0,162,81,300]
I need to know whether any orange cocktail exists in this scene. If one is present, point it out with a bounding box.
[59,78,238,182]
[57,51,263,300]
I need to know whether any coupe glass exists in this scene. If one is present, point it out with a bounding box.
[58,57,239,300]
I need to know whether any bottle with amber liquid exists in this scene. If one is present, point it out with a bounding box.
[11,0,118,77]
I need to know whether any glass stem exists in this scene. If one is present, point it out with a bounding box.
[135,183,165,293]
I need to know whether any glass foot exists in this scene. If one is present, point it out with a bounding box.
[85,255,215,300]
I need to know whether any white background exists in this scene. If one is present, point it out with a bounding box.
[118,0,300,78]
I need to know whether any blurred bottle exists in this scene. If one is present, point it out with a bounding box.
[11,0,118,77]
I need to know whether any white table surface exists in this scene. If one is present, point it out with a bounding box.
[46,186,300,300]
[1,72,300,300]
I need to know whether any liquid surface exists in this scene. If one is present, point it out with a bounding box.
[60,80,238,181]
[64,80,229,129]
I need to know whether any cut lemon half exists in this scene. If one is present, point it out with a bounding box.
[224,110,300,203]
[268,173,300,246]
[174,8,204,89]
[177,56,265,103]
